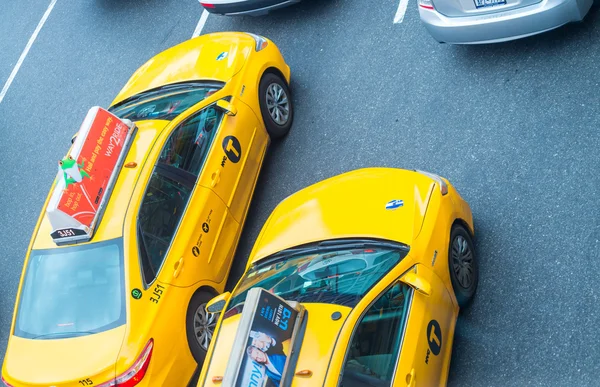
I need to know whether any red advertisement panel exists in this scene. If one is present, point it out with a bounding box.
[56,108,129,227]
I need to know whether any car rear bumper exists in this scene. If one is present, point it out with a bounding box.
[200,0,301,16]
[419,0,593,44]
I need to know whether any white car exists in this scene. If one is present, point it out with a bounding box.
[199,0,301,16]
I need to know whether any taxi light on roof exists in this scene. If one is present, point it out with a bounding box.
[295,370,313,377]
[46,106,136,246]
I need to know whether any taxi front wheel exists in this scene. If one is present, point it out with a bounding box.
[186,289,219,364]
[448,225,478,308]
[259,72,293,139]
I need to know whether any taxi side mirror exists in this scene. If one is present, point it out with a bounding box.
[216,99,237,116]
[401,272,431,296]
[206,291,231,314]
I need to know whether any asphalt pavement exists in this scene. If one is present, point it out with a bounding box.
[1,0,599,385]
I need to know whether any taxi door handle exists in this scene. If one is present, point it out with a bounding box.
[211,170,221,188]
[406,368,416,387]
[173,257,184,278]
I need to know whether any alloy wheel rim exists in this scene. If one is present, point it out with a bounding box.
[266,83,290,125]
[193,302,218,351]
[452,235,473,289]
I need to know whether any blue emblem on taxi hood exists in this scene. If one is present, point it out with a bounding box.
[216,51,228,61]
[386,200,404,210]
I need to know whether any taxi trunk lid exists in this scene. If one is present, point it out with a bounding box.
[3,326,126,386]
[432,0,542,17]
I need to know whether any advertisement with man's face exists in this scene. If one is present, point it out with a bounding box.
[235,290,298,387]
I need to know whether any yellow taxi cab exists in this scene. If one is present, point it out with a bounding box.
[1,31,293,387]
[198,168,478,387]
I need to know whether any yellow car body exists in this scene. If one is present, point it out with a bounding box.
[2,32,292,387]
[198,168,477,387]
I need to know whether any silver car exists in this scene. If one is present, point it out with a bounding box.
[419,0,595,44]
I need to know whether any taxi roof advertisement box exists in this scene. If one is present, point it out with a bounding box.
[46,106,135,245]
[223,288,306,387]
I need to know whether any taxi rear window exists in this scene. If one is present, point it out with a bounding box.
[109,82,223,122]
[15,238,125,339]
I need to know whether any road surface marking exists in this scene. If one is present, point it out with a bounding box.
[193,9,210,38]
[0,0,58,104]
[394,0,410,23]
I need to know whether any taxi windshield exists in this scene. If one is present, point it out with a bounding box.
[225,240,408,318]
[109,82,223,122]
[15,238,125,339]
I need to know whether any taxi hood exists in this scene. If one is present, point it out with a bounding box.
[249,168,437,265]
[202,304,351,387]
[112,32,255,106]
[2,326,126,386]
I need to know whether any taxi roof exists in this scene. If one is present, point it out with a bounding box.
[32,119,168,251]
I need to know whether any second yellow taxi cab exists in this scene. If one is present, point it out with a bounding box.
[2,32,293,387]
[199,168,478,387]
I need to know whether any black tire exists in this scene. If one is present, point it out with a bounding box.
[186,289,219,365]
[258,72,293,139]
[448,225,478,308]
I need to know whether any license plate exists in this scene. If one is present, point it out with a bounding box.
[474,0,506,8]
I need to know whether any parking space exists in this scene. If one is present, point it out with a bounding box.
[0,0,599,385]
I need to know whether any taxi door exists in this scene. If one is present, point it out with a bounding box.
[147,103,238,288]
[200,98,269,223]
[157,185,234,288]
[394,264,457,387]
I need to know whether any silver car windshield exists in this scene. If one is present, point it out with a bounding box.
[15,238,125,339]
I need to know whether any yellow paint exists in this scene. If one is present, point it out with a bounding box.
[2,32,291,387]
[198,168,474,387]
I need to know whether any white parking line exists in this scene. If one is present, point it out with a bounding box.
[0,0,57,104]
[394,0,410,23]
[192,9,210,38]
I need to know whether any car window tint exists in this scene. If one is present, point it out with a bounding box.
[110,84,222,122]
[226,247,407,318]
[137,172,191,283]
[304,259,367,281]
[340,283,412,387]
[158,106,223,176]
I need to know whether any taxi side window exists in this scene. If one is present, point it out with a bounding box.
[340,283,412,387]
[136,106,223,284]
[137,173,191,284]
[158,106,223,177]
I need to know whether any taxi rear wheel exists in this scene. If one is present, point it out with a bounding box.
[259,72,293,139]
[448,225,478,308]
[186,289,219,364]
